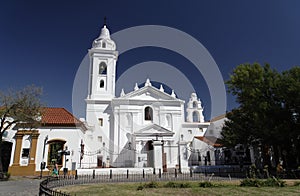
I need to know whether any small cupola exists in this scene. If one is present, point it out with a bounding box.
[92,24,116,50]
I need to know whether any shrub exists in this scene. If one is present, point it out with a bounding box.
[240,178,262,187]
[263,177,286,187]
[137,184,144,190]
[180,182,192,188]
[199,181,214,188]
[240,177,286,187]
[164,182,178,188]
[137,181,158,190]
[164,182,192,188]
[144,181,159,188]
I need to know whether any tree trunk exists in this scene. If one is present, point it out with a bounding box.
[0,133,4,179]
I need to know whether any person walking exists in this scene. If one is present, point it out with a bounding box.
[52,163,59,176]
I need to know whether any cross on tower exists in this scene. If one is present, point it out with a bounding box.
[104,16,107,26]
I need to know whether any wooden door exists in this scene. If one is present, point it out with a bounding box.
[163,153,167,172]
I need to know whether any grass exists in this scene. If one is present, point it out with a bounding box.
[58,180,300,196]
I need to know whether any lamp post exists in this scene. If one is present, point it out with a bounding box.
[80,139,84,168]
[40,135,48,179]
[197,150,201,166]
[58,146,70,177]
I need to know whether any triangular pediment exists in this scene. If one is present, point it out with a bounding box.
[117,86,181,102]
[134,124,174,137]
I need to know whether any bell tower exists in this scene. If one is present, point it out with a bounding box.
[186,93,204,123]
[87,24,118,101]
[85,23,118,166]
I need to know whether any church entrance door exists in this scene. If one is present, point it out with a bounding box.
[97,155,103,168]
[146,140,154,167]
[163,153,167,172]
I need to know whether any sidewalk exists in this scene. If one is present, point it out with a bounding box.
[0,176,42,196]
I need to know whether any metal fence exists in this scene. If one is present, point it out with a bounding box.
[39,168,246,196]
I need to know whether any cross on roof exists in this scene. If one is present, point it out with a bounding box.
[104,16,107,26]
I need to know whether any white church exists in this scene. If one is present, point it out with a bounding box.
[83,24,211,171]
[4,24,221,176]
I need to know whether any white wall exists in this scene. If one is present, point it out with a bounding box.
[35,127,85,171]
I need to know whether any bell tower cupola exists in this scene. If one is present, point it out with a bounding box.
[186,93,204,123]
[87,22,118,101]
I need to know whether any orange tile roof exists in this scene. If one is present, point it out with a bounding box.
[41,107,82,127]
[195,136,222,147]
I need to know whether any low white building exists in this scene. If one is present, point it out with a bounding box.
[5,108,86,176]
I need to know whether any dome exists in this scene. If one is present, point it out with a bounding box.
[92,25,116,50]
[99,25,110,39]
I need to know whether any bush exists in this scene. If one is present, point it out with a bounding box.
[164,182,192,188]
[144,181,159,188]
[180,182,192,188]
[240,178,262,187]
[137,184,145,190]
[199,181,214,188]
[240,177,286,187]
[264,177,286,187]
[164,182,178,188]
[137,181,159,190]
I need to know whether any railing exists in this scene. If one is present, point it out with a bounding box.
[40,177,70,196]
[39,168,246,196]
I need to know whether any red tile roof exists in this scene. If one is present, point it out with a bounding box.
[41,107,83,127]
[195,136,222,147]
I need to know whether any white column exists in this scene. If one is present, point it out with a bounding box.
[153,140,163,171]
[179,141,189,172]
[135,141,141,168]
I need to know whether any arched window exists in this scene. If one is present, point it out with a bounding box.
[193,111,199,122]
[193,101,198,108]
[102,42,106,48]
[47,140,66,166]
[99,62,107,75]
[100,80,104,88]
[144,106,153,121]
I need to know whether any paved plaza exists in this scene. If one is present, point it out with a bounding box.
[0,177,41,196]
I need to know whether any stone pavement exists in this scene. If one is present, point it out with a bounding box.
[0,177,42,196]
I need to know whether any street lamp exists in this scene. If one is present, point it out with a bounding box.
[197,150,201,166]
[58,146,70,177]
[40,135,48,178]
[80,139,84,168]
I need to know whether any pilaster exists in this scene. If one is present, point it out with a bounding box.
[11,133,23,166]
[29,131,39,164]
[153,140,163,171]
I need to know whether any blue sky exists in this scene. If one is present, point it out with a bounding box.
[0,1,300,120]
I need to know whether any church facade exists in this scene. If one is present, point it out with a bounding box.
[82,25,210,172]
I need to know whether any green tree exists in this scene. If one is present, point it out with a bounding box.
[0,85,43,179]
[221,63,300,169]
[278,67,300,167]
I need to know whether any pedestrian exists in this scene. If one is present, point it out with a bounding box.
[52,163,59,176]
